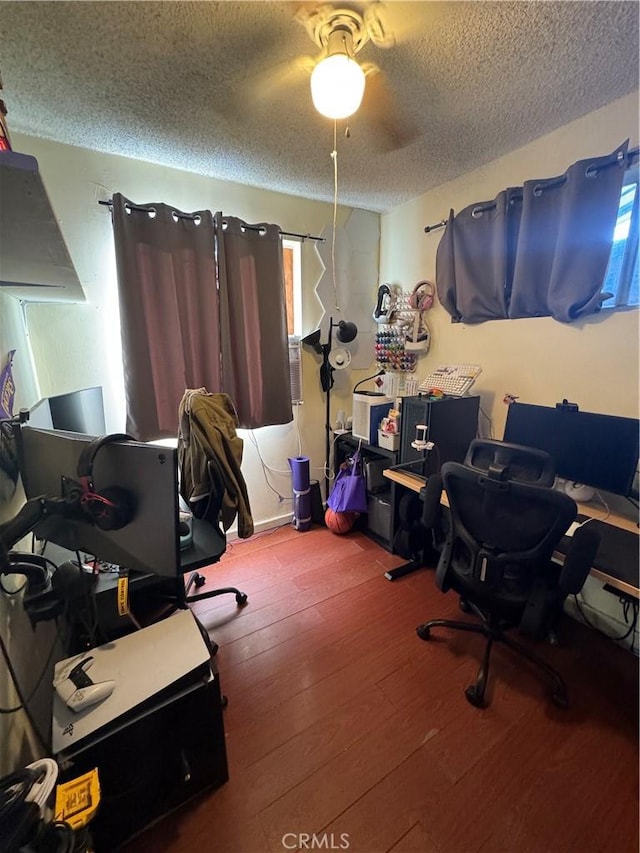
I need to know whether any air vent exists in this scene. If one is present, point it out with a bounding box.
[289,337,303,404]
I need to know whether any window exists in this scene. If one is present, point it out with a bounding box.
[283,239,303,404]
[601,165,639,309]
[282,239,302,336]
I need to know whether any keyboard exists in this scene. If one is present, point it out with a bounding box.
[418,364,482,396]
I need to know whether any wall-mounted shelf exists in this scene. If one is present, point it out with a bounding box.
[0,150,85,302]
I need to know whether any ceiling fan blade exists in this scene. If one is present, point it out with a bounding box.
[362,69,421,152]
[244,55,315,109]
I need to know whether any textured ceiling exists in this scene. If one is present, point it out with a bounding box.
[0,1,638,213]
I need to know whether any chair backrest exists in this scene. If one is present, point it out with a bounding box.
[464,438,556,487]
[436,454,577,615]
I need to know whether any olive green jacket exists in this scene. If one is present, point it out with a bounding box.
[178,389,254,539]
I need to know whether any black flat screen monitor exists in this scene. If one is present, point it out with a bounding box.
[27,387,106,435]
[18,426,180,578]
[503,402,639,497]
[49,386,106,435]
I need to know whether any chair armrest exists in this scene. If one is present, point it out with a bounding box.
[420,474,443,529]
[559,523,601,596]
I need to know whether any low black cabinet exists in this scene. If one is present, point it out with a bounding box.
[334,434,398,549]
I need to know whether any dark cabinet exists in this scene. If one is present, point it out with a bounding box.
[399,395,480,472]
[334,433,398,549]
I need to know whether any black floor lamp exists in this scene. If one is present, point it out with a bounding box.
[302,317,358,502]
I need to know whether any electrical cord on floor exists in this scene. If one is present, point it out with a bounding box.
[573,592,639,647]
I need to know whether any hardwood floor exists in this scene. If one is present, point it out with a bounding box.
[128,524,639,853]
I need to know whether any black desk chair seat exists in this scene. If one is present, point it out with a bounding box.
[181,459,248,609]
[417,440,600,709]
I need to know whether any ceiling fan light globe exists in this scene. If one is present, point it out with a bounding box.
[310,55,365,119]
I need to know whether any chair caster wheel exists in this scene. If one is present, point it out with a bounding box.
[459,598,472,614]
[465,685,487,708]
[416,624,430,640]
[194,573,206,589]
[552,691,568,709]
[236,592,248,606]
[547,630,559,646]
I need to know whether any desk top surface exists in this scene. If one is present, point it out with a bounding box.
[383,467,639,534]
[384,466,639,595]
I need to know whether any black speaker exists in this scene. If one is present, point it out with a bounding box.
[399,395,480,474]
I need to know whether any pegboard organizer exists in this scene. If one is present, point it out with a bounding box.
[373,288,431,372]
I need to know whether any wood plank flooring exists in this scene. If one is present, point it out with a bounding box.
[127,525,639,853]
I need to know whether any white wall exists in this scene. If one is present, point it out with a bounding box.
[0,291,58,775]
[380,90,640,650]
[10,132,381,530]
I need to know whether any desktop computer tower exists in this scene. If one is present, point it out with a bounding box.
[56,669,228,851]
[399,395,480,474]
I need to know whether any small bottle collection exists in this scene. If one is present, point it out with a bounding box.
[375,328,418,372]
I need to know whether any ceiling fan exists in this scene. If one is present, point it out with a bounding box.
[239,2,420,152]
[295,3,395,120]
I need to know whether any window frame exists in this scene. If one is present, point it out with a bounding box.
[601,164,639,310]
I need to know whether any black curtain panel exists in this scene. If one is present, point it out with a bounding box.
[436,141,629,324]
[435,190,518,323]
[510,141,629,321]
[215,213,292,429]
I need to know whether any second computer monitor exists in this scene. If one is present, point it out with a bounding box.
[503,402,639,497]
[28,387,106,435]
[19,426,180,578]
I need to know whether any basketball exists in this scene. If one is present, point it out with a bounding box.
[325,508,356,535]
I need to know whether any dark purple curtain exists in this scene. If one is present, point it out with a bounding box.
[111,195,221,440]
[436,141,629,324]
[215,213,292,429]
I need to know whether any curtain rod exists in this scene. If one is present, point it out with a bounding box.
[98,199,325,242]
[423,145,640,234]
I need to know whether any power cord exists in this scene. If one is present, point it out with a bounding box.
[0,767,42,851]
[247,430,293,502]
[0,611,65,753]
[573,591,639,648]
[478,406,494,439]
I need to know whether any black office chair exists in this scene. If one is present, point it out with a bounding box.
[181,458,248,608]
[417,439,600,708]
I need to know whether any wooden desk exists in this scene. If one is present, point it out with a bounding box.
[383,467,640,597]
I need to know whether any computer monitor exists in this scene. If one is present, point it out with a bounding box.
[18,426,180,578]
[26,397,54,430]
[50,386,106,434]
[503,402,639,497]
[27,387,106,435]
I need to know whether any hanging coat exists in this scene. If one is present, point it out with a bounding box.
[178,389,254,539]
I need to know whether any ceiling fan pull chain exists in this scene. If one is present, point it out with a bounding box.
[331,119,340,313]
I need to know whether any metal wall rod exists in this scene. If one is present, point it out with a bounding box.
[423,146,639,235]
[98,199,325,242]
[424,219,447,234]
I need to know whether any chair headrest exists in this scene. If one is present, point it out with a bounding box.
[464,439,555,487]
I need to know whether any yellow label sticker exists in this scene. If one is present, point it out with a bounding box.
[54,768,101,829]
[117,574,129,615]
